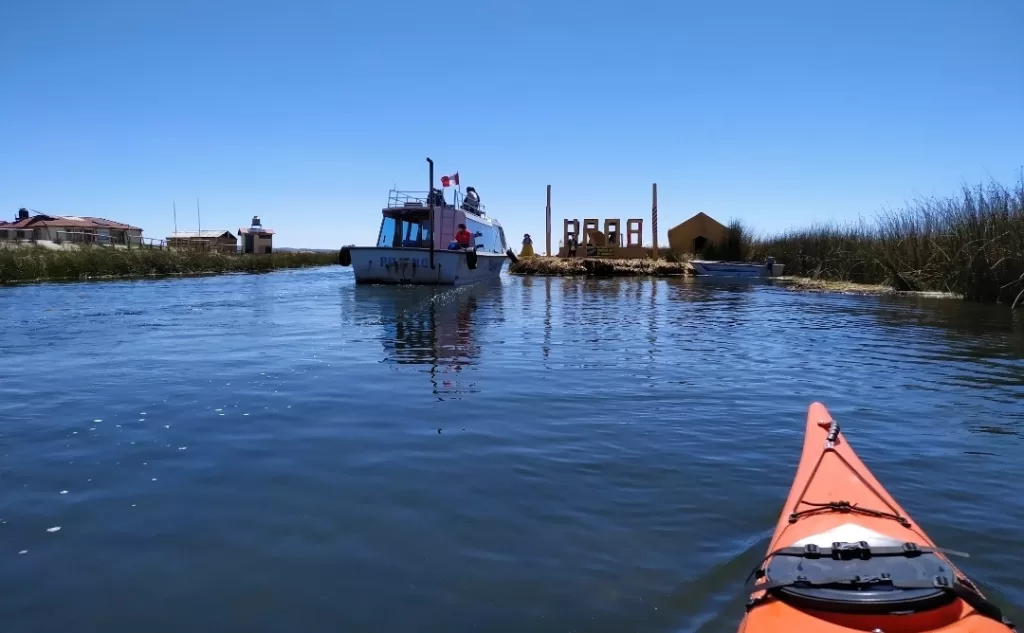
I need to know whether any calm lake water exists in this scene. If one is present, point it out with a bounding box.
[1,267,1022,633]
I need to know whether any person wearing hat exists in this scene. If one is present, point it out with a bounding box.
[519,233,535,258]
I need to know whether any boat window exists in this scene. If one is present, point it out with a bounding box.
[401,219,432,248]
[464,218,502,253]
[496,226,508,251]
[378,217,397,247]
[402,221,420,247]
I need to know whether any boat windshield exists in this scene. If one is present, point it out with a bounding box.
[464,217,506,254]
[377,211,432,248]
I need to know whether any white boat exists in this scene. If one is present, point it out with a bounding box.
[689,258,785,278]
[339,159,516,286]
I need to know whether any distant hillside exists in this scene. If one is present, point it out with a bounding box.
[273,247,337,253]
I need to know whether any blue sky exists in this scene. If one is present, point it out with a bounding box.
[2,0,1022,250]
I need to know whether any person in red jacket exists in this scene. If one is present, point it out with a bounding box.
[454,223,472,248]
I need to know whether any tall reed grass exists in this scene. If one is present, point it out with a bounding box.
[722,177,1023,305]
[699,219,752,262]
[0,245,339,284]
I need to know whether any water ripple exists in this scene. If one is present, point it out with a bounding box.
[0,269,1021,632]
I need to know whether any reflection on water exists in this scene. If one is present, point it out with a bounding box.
[357,282,502,400]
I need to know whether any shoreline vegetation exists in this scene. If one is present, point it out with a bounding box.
[510,176,1024,307]
[0,246,338,284]
[507,259,959,299]
[773,277,958,299]
[509,256,691,277]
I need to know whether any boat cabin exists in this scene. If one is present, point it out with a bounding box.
[376,189,508,254]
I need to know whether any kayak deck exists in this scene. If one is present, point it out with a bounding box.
[738,402,1014,633]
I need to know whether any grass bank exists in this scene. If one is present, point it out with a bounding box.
[0,246,339,284]
[509,256,691,277]
[773,277,961,299]
[724,177,1022,306]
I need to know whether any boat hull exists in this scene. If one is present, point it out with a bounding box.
[347,247,506,286]
[690,260,785,278]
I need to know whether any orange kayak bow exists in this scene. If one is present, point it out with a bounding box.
[738,402,1014,633]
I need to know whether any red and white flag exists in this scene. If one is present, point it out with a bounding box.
[440,172,460,187]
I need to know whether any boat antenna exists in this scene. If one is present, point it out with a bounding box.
[173,200,178,234]
[426,157,435,270]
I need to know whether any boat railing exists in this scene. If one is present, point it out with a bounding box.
[385,189,486,215]
[387,190,431,208]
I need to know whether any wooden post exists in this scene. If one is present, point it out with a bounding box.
[545,185,552,257]
[651,183,659,259]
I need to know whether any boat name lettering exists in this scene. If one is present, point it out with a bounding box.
[379,256,429,267]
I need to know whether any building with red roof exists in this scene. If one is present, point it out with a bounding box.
[1,208,144,245]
